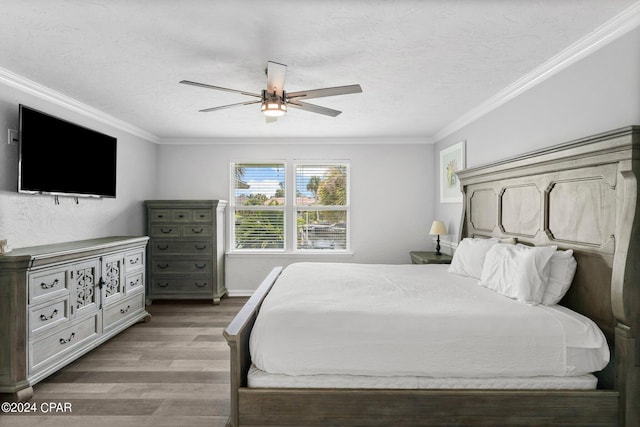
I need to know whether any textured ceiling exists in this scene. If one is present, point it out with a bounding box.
[0,1,637,142]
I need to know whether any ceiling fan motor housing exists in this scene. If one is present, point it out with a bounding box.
[261,89,287,117]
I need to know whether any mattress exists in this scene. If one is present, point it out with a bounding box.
[247,365,598,390]
[249,262,609,381]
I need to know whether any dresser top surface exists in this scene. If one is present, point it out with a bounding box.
[145,200,227,208]
[0,236,149,265]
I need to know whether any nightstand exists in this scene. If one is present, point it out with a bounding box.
[410,251,452,264]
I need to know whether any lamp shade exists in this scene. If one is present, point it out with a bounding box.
[429,220,447,236]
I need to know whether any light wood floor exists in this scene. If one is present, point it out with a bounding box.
[0,297,247,427]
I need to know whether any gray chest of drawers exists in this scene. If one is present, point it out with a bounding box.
[145,200,227,304]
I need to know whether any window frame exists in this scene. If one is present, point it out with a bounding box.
[229,161,287,253]
[293,160,351,253]
[228,160,351,254]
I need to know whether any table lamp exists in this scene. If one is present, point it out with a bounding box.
[429,220,447,256]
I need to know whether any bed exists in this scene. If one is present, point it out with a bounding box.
[224,126,640,426]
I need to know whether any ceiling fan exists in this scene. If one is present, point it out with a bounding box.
[180,61,362,122]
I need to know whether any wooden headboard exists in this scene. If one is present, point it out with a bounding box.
[456,126,640,422]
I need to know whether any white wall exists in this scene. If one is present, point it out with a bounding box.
[433,26,640,247]
[156,141,434,293]
[0,81,158,248]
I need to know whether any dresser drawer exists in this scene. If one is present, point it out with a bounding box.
[125,249,145,272]
[29,268,68,304]
[29,297,70,336]
[150,277,213,294]
[103,292,145,330]
[171,209,193,222]
[126,271,144,294]
[150,225,181,237]
[183,225,212,237]
[151,240,213,256]
[30,314,99,372]
[193,209,212,222]
[149,209,171,222]
[151,258,212,274]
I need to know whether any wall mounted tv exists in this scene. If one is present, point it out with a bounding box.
[18,104,117,198]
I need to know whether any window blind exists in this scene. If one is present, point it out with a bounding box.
[231,163,285,249]
[230,162,350,252]
[295,163,349,251]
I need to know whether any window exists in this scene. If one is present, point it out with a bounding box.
[295,163,349,251]
[231,163,286,250]
[230,161,350,252]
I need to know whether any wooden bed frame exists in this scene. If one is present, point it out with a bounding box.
[224,126,640,426]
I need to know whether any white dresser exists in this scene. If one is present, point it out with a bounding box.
[0,236,150,400]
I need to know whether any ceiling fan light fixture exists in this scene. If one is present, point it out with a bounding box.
[261,99,287,117]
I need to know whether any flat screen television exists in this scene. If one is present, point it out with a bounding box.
[18,104,117,198]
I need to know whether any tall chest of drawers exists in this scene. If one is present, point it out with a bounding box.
[145,200,227,304]
[0,236,149,400]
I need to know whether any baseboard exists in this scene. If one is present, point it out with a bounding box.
[227,290,255,297]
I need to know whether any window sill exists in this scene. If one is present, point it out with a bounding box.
[226,250,354,257]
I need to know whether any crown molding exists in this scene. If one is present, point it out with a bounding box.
[0,66,159,143]
[157,136,433,145]
[433,1,640,143]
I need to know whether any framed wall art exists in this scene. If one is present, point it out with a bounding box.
[439,141,466,203]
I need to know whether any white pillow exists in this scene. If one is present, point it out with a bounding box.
[541,249,577,305]
[479,244,557,304]
[448,238,500,279]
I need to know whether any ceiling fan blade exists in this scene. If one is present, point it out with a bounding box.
[198,99,262,113]
[286,84,362,101]
[287,100,341,117]
[266,61,287,97]
[180,80,261,98]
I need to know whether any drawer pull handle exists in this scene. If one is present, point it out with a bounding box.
[129,278,140,287]
[157,282,169,288]
[157,264,169,269]
[195,244,207,250]
[41,279,59,289]
[120,305,131,314]
[195,264,207,269]
[160,228,172,234]
[198,214,206,218]
[191,228,204,234]
[157,245,169,250]
[195,282,207,288]
[156,214,164,219]
[40,309,59,321]
[178,214,185,218]
[129,257,140,265]
[59,332,75,344]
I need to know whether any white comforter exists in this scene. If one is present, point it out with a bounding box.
[250,262,608,378]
